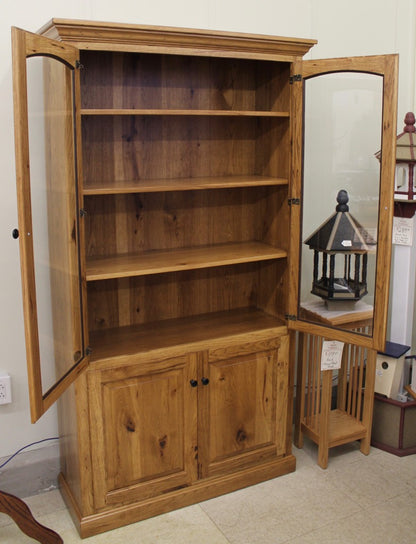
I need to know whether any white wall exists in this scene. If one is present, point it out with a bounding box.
[0,0,414,458]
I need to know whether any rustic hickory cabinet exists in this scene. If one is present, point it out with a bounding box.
[12,19,397,537]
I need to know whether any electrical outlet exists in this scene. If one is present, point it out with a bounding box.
[0,374,12,405]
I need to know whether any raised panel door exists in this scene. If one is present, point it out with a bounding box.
[198,336,289,478]
[88,354,198,508]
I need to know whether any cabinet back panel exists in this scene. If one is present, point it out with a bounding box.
[87,261,286,331]
[81,116,288,184]
[80,51,290,112]
[255,116,290,179]
[84,187,286,257]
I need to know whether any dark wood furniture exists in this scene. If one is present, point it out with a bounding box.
[0,490,62,543]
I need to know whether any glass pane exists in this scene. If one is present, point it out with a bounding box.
[26,55,83,395]
[299,72,383,337]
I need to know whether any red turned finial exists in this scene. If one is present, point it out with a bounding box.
[403,112,416,133]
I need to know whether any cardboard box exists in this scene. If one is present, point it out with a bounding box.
[371,393,416,456]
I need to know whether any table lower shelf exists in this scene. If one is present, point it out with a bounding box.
[301,409,367,448]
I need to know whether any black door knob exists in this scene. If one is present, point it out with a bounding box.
[189,379,198,387]
[201,377,210,386]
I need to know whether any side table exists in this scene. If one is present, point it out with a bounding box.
[294,300,375,468]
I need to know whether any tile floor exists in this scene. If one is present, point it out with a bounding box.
[1,439,415,543]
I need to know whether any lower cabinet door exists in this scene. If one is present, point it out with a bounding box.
[88,354,198,509]
[198,336,289,479]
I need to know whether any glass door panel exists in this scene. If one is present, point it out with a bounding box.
[27,55,83,395]
[12,28,85,421]
[288,55,398,350]
[300,72,382,337]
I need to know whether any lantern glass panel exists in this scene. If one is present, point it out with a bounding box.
[300,72,383,336]
[397,165,408,191]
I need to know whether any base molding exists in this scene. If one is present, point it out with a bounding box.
[371,439,416,457]
[59,455,296,538]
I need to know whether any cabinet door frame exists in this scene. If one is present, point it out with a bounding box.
[88,353,199,509]
[12,27,87,422]
[198,337,289,479]
[289,54,398,351]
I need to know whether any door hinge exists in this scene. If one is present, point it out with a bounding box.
[75,60,84,70]
[290,74,302,84]
[285,314,297,321]
[86,346,93,356]
[288,198,300,206]
[80,208,87,217]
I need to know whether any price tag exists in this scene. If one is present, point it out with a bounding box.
[393,217,413,246]
[321,340,344,371]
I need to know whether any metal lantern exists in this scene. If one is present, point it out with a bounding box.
[393,112,416,201]
[304,190,376,304]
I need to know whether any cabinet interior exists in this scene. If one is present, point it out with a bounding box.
[80,49,291,359]
[79,51,290,111]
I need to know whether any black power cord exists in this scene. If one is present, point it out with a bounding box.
[0,438,59,470]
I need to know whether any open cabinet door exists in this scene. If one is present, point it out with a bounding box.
[289,55,398,351]
[12,28,88,422]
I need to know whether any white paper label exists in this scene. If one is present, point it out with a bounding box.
[393,217,413,246]
[341,240,352,247]
[321,340,344,371]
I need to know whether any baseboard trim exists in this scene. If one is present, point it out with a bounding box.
[59,454,296,538]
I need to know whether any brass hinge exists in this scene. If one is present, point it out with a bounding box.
[285,314,297,321]
[288,198,300,206]
[290,74,302,84]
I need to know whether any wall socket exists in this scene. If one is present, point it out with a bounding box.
[0,374,12,405]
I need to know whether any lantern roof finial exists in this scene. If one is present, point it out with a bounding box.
[403,112,416,133]
[336,189,349,212]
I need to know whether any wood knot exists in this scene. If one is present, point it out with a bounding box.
[236,429,247,443]
[126,420,135,433]
[159,435,167,456]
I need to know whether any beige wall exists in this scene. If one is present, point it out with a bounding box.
[0,0,414,458]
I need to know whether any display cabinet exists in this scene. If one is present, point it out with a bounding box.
[11,19,397,537]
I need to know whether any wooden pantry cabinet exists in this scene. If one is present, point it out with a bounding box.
[11,19,398,537]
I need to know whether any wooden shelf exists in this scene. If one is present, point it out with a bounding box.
[301,409,367,448]
[89,308,287,363]
[81,108,289,117]
[83,175,288,195]
[86,241,287,281]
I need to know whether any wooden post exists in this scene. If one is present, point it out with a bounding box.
[318,369,332,469]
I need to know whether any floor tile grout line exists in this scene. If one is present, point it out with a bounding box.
[277,497,388,544]
[198,504,234,543]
